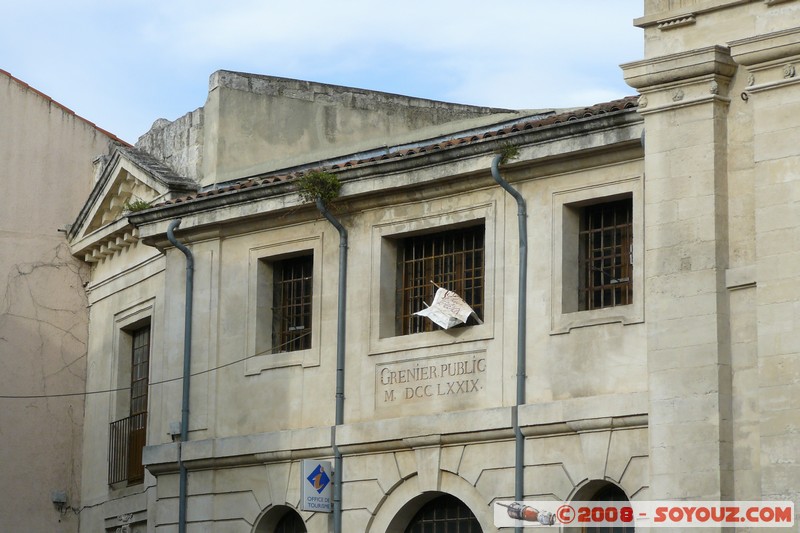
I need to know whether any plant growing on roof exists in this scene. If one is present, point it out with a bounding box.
[122,198,152,212]
[296,170,341,205]
[497,142,520,165]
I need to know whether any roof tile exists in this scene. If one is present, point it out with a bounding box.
[148,95,638,210]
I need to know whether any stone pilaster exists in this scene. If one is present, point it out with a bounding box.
[731,28,800,505]
[623,46,737,503]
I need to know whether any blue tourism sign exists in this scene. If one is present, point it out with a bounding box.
[301,460,333,512]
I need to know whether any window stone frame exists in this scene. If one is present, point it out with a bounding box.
[369,202,496,355]
[246,236,322,374]
[551,177,644,334]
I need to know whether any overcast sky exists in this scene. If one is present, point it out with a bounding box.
[1,1,644,144]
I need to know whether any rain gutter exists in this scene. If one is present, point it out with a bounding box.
[315,198,348,533]
[491,154,528,532]
[166,219,194,533]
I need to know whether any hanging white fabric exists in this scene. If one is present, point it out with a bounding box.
[414,286,483,330]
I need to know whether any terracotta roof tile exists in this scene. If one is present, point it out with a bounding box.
[154,96,638,209]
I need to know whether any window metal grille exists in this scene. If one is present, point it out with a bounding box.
[109,326,149,485]
[397,225,484,335]
[404,494,482,533]
[272,256,313,352]
[579,199,632,310]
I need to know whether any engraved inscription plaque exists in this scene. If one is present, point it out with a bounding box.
[376,351,487,408]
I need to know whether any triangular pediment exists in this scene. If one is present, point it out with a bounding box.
[68,146,198,262]
[85,166,160,233]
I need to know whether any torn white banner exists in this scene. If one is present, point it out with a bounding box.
[414,288,484,330]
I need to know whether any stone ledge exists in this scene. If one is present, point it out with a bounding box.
[622,45,737,92]
[730,27,800,67]
[634,0,751,29]
[656,14,696,31]
[726,264,757,290]
[144,393,648,474]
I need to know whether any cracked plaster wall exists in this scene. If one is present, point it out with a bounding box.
[0,71,117,532]
[0,241,89,532]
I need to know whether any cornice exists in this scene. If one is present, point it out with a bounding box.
[731,27,800,93]
[143,404,647,475]
[68,217,140,263]
[623,46,738,114]
[634,0,754,29]
[622,45,737,90]
[730,27,800,66]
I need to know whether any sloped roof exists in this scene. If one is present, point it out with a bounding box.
[116,145,197,189]
[68,145,199,243]
[156,96,638,209]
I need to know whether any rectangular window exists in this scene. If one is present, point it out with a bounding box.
[579,199,632,310]
[272,255,313,352]
[109,325,149,486]
[130,327,150,416]
[397,225,484,335]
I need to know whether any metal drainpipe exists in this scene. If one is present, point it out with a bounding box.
[166,219,194,533]
[315,198,347,533]
[491,155,527,531]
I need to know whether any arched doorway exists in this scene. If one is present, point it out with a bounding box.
[274,511,306,533]
[569,480,634,533]
[403,494,482,533]
[253,506,307,533]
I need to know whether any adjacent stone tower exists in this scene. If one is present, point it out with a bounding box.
[623,0,800,514]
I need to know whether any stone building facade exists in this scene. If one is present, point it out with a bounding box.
[68,1,800,531]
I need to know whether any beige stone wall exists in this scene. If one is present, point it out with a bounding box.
[143,421,647,532]
[201,71,522,187]
[625,0,800,521]
[0,72,117,532]
[126,109,648,531]
[73,3,800,530]
[77,240,164,533]
[731,26,800,507]
[638,0,800,58]
[135,109,204,184]
[135,70,531,189]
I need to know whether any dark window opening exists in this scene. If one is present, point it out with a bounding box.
[405,494,482,533]
[579,199,633,310]
[584,483,635,533]
[274,511,307,533]
[272,255,313,352]
[397,225,484,335]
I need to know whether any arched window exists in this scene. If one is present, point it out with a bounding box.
[404,494,482,533]
[583,482,634,533]
[253,507,306,533]
[274,510,306,533]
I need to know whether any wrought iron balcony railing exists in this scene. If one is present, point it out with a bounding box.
[108,412,147,485]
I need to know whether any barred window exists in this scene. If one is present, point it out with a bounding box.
[397,225,484,335]
[272,255,313,352]
[579,199,632,310]
[404,494,481,533]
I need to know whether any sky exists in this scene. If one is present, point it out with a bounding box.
[1,1,644,144]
